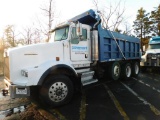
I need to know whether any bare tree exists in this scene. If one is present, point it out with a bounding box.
[40,0,55,42]
[21,27,34,45]
[93,0,99,11]
[20,25,43,45]
[92,0,126,31]
[32,29,42,44]
[123,21,132,35]
[3,25,19,47]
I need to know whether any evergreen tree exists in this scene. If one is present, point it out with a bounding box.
[133,7,151,51]
[150,4,160,36]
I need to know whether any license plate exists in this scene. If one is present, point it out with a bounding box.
[16,88,27,94]
[152,57,156,59]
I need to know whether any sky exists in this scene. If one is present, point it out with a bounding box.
[0,0,159,37]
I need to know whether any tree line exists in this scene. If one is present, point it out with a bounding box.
[93,1,160,51]
[0,0,55,49]
[0,0,55,75]
[0,1,160,50]
[133,5,160,50]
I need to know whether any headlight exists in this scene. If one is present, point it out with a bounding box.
[21,70,28,77]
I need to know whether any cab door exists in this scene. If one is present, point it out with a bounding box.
[70,24,91,61]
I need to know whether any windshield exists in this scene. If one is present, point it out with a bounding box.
[148,44,160,49]
[52,26,69,41]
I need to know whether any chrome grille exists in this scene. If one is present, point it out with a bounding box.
[147,54,160,66]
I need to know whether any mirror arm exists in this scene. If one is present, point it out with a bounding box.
[76,22,82,37]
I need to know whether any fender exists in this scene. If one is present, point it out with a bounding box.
[38,64,78,85]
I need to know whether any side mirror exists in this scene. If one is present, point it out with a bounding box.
[76,22,82,37]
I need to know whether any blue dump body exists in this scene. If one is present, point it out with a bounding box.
[149,36,160,44]
[70,9,141,62]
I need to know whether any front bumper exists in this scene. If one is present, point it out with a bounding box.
[10,85,30,98]
[140,60,160,67]
[4,78,30,98]
[4,79,30,98]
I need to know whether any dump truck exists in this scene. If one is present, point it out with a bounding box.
[141,36,160,70]
[4,9,141,107]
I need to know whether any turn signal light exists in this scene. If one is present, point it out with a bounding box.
[56,57,60,61]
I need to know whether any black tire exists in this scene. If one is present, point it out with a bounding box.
[39,75,74,107]
[121,63,132,80]
[109,62,121,80]
[132,62,140,77]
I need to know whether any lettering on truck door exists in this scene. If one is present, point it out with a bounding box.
[70,24,91,61]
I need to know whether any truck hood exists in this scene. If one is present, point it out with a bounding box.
[8,42,64,64]
[145,49,160,54]
[8,41,65,84]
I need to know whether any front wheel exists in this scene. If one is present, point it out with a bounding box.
[39,75,74,107]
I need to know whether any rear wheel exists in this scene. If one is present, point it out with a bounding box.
[132,62,140,77]
[121,63,132,80]
[39,75,74,107]
[109,62,121,80]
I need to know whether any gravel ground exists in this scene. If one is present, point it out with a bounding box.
[0,76,57,120]
[3,103,57,120]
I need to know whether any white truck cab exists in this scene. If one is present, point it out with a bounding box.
[50,22,92,64]
[141,36,160,70]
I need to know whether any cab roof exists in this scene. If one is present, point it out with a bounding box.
[69,9,98,27]
[149,36,160,44]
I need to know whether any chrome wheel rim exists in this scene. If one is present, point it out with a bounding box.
[126,65,131,77]
[135,64,139,74]
[114,65,120,77]
[49,82,68,102]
